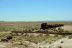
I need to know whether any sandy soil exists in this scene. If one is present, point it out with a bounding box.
[35,35,72,48]
[49,35,72,48]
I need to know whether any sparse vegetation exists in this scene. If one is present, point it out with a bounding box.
[0,22,72,48]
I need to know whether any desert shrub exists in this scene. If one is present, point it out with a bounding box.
[64,30,70,33]
[1,38,8,42]
[58,28,64,31]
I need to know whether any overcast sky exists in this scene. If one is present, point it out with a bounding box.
[0,0,72,21]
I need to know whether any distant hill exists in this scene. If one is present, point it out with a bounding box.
[0,21,72,25]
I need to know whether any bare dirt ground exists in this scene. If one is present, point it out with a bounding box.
[62,25,72,31]
[48,35,72,48]
[0,42,13,48]
[34,35,72,48]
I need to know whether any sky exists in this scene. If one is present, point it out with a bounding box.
[0,0,72,21]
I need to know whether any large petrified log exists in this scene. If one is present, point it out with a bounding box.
[41,23,64,30]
